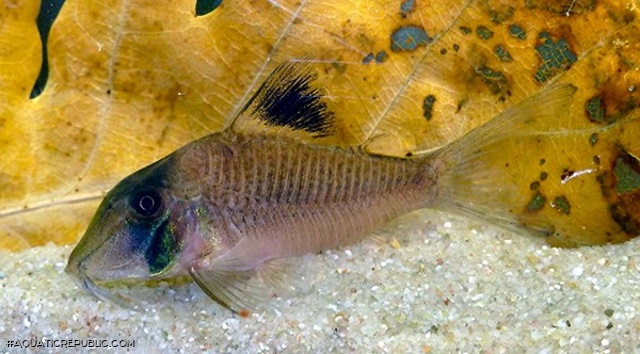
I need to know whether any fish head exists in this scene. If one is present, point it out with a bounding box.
[65,155,202,304]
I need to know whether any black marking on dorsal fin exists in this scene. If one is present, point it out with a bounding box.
[242,62,335,137]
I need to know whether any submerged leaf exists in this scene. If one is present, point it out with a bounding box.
[1,0,639,250]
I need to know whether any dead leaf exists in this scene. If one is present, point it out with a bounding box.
[1,0,639,251]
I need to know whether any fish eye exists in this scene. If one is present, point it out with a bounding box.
[130,190,163,217]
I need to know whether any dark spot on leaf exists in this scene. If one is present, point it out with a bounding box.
[331,62,347,75]
[539,158,546,166]
[585,95,606,123]
[390,25,431,52]
[525,0,597,15]
[589,133,599,146]
[593,79,640,123]
[596,148,640,239]
[609,202,640,237]
[596,172,610,197]
[493,44,513,62]
[30,0,66,99]
[440,48,447,55]
[561,169,574,183]
[534,32,577,83]
[400,0,416,15]
[375,51,388,63]
[613,153,640,194]
[484,4,515,23]
[540,171,548,180]
[459,26,472,35]
[527,192,547,212]
[552,195,571,215]
[422,94,436,120]
[363,53,375,64]
[195,0,223,16]
[530,181,541,191]
[475,66,509,95]
[476,26,494,40]
[362,52,387,64]
[453,44,460,52]
[508,24,527,40]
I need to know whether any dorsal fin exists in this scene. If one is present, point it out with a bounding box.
[230,61,335,139]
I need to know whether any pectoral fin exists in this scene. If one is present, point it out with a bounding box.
[189,259,259,316]
[188,238,291,315]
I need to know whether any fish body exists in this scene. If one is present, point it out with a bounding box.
[66,61,640,312]
[66,62,442,311]
[67,131,436,292]
[172,132,437,260]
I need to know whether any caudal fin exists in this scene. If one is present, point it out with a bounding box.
[432,84,579,239]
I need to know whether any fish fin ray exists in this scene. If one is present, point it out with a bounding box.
[189,238,295,314]
[189,262,261,314]
[230,61,335,139]
[433,84,577,236]
[441,84,578,157]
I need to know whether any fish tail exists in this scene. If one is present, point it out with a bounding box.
[431,84,578,237]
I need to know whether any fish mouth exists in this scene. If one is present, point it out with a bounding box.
[65,259,141,311]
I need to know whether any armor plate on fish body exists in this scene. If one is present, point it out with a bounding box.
[174,131,438,260]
